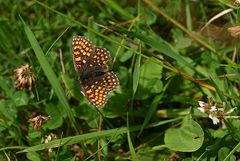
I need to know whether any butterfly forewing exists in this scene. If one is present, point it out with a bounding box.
[72,36,94,73]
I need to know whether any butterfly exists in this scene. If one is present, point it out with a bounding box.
[72,36,119,108]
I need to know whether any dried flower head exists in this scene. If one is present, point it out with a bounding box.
[28,115,51,129]
[70,144,84,160]
[14,64,36,90]
[227,26,240,37]
[232,0,240,6]
[44,133,58,153]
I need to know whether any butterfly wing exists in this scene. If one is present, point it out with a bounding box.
[81,71,119,108]
[72,37,112,73]
[93,47,112,66]
[72,36,95,74]
[72,36,119,108]
[103,71,119,91]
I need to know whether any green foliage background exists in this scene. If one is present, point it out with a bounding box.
[0,0,240,160]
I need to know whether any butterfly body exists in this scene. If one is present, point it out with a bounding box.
[80,68,106,83]
[72,36,119,108]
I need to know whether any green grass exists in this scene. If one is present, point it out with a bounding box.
[0,0,240,160]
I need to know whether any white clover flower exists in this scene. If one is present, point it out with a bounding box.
[210,104,217,112]
[197,100,221,125]
[197,101,207,113]
[197,97,240,125]
[209,114,220,125]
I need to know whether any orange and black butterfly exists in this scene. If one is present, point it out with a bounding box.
[72,36,119,108]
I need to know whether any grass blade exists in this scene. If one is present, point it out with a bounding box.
[132,52,141,95]
[12,119,180,153]
[127,113,139,161]
[105,0,134,20]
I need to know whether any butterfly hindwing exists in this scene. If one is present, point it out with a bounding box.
[103,71,119,91]
[81,71,119,108]
[93,47,112,66]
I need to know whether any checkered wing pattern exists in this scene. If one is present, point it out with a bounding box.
[81,71,119,108]
[72,36,119,108]
[72,36,112,73]
[93,47,111,66]
[72,36,95,73]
